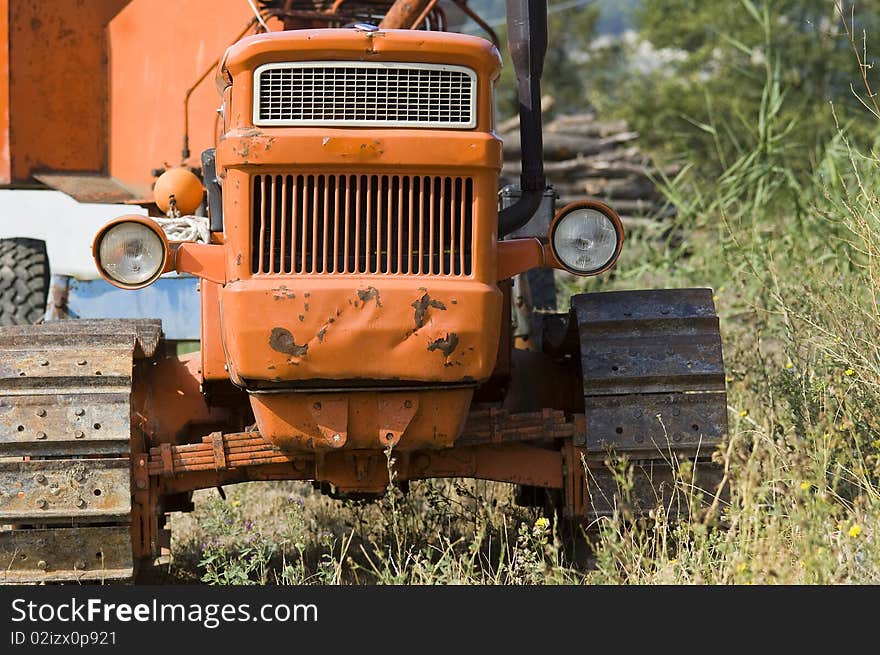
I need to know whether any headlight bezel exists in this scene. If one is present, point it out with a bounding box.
[547,200,624,276]
[91,216,170,290]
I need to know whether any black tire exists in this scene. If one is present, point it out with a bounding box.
[0,238,50,326]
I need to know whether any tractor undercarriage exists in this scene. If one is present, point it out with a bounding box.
[0,288,726,584]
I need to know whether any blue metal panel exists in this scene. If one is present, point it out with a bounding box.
[67,275,200,341]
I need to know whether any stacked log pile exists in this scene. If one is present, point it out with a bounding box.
[499,111,679,227]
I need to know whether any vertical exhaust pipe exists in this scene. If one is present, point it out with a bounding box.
[499,0,548,237]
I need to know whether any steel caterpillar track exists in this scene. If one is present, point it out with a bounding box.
[572,288,728,520]
[0,319,160,584]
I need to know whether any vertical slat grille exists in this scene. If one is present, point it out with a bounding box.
[252,174,474,276]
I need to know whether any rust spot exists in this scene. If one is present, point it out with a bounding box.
[298,314,305,322]
[317,326,328,343]
[236,253,242,266]
[427,333,459,358]
[357,286,382,307]
[269,328,308,357]
[411,293,447,329]
[304,303,310,312]
[272,285,296,301]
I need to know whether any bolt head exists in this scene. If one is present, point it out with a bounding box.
[39,359,49,366]
[75,498,86,508]
[37,560,48,570]
[331,433,341,442]
[74,408,85,416]
[36,498,47,509]
[74,430,85,439]
[34,473,46,484]
[313,402,322,411]
[76,359,87,366]
[75,560,87,570]
[35,408,47,417]
[36,431,47,440]
[404,400,413,409]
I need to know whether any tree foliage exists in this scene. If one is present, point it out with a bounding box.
[590,0,880,174]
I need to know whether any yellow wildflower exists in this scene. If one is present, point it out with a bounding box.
[799,481,811,491]
[534,517,550,530]
[848,524,862,538]
[845,369,855,377]
[739,410,749,417]
[785,362,794,369]
[232,499,241,508]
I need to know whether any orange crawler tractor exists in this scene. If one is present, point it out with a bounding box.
[0,0,727,582]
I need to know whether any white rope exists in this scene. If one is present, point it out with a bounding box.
[156,215,210,244]
[246,0,270,32]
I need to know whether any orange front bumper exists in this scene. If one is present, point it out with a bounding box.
[220,276,502,385]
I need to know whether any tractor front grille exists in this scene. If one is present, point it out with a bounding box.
[251,173,474,276]
[253,62,476,128]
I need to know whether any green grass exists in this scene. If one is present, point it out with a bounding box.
[166,20,880,586]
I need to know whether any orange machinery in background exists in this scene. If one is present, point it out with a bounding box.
[0,0,272,200]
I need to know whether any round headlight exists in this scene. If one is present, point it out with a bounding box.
[550,202,623,275]
[95,220,167,289]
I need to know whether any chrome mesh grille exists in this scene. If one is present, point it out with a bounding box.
[254,62,476,128]
[251,173,474,276]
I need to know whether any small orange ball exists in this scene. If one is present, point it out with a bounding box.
[153,167,204,215]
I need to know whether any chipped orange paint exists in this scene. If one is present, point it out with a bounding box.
[208,29,506,453]
[222,277,501,384]
[251,388,471,452]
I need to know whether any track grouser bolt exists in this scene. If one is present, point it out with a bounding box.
[36,499,47,509]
